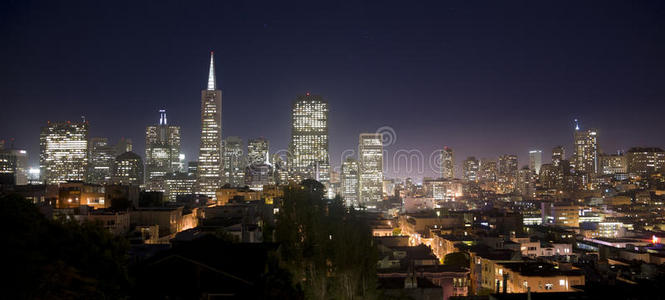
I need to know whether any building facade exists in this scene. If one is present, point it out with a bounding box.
[529,150,542,175]
[247,137,269,167]
[599,153,627,175]
[552,146,565,167]
[626,147,665,175]
[359,133,383,205]
[145,110,181,190]
[196,52,223,200]
[113,151,144,185]
[463,157,480,182]
[223,136,245,186]
[341,158,360,207]
[163,172,197,202]
[573,124,598,174]
[441,146,454,179]
[288,93,330,186]
[0,147,28,185]
[40,121,89,184]
[87,137,115,184]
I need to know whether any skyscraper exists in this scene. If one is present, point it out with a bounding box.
[247,137,269,166]
[341,158,359,207]
[497,154,519,191]
[551,146,565,167]
[145,110,181,190]
[197,52,223,200]
[358,133,383,205]
[498,154,518,178]
[223,136,245,187]
[441,146,454,179]
[0,147,28,185]
[87,137,115,184]
[529,150,542,175]
[288,93,330,185]
[40,121,88,184]
[113,151,144,185]
[463,156,480,182]
[573,120,598,174]
[479,159,497,182]
[626,147,665,175]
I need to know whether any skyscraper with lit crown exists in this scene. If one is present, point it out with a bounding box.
[196,52,223,200]
[145,110,181,190]
[573,119,598,174]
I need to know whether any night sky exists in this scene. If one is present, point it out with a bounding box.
[2,0,665,180]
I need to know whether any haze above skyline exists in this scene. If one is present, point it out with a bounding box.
[2,0,665,180]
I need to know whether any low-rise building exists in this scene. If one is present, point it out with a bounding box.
[58,181,106,209]
[493,262,584,293]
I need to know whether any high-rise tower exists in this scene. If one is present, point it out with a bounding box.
[40,121,88,184]
[222,136,245,187]
[196,52,223,200]
[358,133,383,206]
[441,147,454,179]
[288,93,330,186]
[145,110,181,190]
[573,119,598,174]
[529,150,543,175]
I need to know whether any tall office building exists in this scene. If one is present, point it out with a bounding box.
[87,137,115,184]
[288,93,330,185]
[197,52,223,200]
[498,154,518,178]
[247,137,269,166]
[497,154,518,191]
[626,147,665,175]
[552,146,565,167]
[573,121,598,174]
[145,110,181,190]
[40,121,88,184]
[599,153,628,175]
[358,133,383,205]
[0,147,28,185]
[529,150,543,175]
[441,146,454,179]
[463,156,480,182]
[115,137,133,156]
[113,151,144,185]
[164,172,197,202]
[223,136,245,186]
[341,158,360,207]
[479,159,497,182]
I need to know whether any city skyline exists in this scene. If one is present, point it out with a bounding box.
[5,2,665,299]
[2,1,665,180]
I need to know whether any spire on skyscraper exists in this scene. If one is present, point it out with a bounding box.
[574,118,580,131]
[159,109,167,125]
[207,51,216,91]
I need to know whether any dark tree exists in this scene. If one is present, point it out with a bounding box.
[275,181,378,300]
[1,194,130,299]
